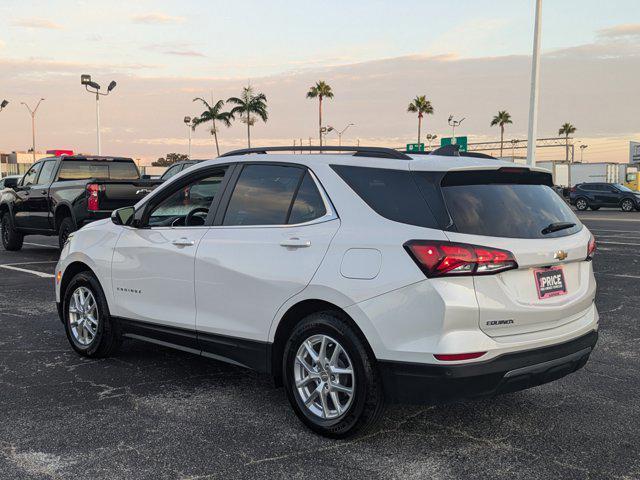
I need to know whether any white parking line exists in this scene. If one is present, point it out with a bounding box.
[597,241,640,246]
[1,261,58,266]
[579,216,640,223]
[597,273,640,280]
[591,229,640,234]
[24,242,59,249]
[0,264,55,278]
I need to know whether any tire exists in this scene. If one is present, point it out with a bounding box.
[1,214,23,251]
[590,206,600,211]
[58,216,76,250]
[62,271,121,358]
[575,198,589,211]
[621,199,634,212]
[282,311,385,438]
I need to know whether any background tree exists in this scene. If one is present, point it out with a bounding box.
[306,81,333,148]
[407,96,434,145]
[227,85,268,148]
[490,110,513,157]
[152,153,189,167]
[192,95,233,157]
[559,122,577,162]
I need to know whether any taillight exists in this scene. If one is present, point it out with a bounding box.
[404,240,518,277]
[569,186,577,193]
[587,234,596,260]
[87,183,101,211]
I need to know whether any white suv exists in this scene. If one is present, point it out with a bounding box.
[55,146,598,438]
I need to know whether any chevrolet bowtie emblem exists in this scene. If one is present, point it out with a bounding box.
[554,250,568,261]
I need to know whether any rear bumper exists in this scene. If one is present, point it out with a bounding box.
[379,329,597,404]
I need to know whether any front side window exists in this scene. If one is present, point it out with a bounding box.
[21,163,42,186]
[37,161,57,185]
[223,164,304,226]
[147,168,227,227]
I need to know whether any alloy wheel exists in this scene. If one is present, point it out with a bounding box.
[622,200,633,212]
[576,199,587,210]
[294,334,355,420]
[68,286,99,346]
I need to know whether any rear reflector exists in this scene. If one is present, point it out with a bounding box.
[434,352,487,361]
[404,240,518,277]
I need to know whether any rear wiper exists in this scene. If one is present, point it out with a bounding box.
[541,222,576,235]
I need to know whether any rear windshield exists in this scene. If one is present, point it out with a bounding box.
[57,161,139,181]
[438,170,582,239]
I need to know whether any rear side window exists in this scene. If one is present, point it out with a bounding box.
[288,172,327,224]
[223,164,304,226]
[57,161,138,181]
[36,160,57,185]
[161,164,182,180]
[331,165,439,228]
[437,170,582,239]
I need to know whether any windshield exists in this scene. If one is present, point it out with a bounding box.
[438,171,582,239]
[615,183,633,193]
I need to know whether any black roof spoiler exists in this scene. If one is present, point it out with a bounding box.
[220,145,412,160]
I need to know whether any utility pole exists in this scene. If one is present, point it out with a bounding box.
[448,115,465,143]
[21,99,45,162]
[580,144,588,162]
[526,0,542,166]
[0,100,8,178]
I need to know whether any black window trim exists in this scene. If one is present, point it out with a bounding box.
[212,161,337,228]
[34,159,59,186]
[20,162,43,187]
[136,163,236,229]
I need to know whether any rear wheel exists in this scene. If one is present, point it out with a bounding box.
[1,214,23,251]
[63,271,121,357]
[575,198,589,211]
[282,312,385,438]
[621,199,634,212]
[58,216,76,249]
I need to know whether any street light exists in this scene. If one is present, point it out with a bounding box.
[327,123,355,147]
[426,133,438,149]
[21,98,45,162]
[511,139,520,160]
[526,0,543,166]
[184,116,192,158]
[580,144,588,162]
[447,115,465,143]
[0,100,8,112]
[81,74,117,155]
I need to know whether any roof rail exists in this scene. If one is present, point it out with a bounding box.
[428,144,496,159]
[219,145,412,160]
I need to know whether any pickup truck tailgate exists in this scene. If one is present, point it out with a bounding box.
[94,180,160,211]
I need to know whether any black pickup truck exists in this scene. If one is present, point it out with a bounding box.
[0,155,161,250]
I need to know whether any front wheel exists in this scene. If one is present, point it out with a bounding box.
[282,312,385,438]
[63,271,121,358]
[621,199,634,212]
[575,198,589,211]
[1,214,23,251]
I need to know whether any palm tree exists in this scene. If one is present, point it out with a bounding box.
[558,122,577,162]
[192,95,233,157]
[227,85,268,148]
[306,81,334,148]
[407,96,434,145]
[490,111,513,157]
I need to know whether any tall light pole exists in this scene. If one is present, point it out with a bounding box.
[327,123,355,147]
[448,115,465,143]
[81,74,117,155]
[0,99,8,112]
[184,116,192,158]
[426,133,438,149]
[511,139,520,160]
[526,0,543,166]
[21,98,45,162]
[580,144,588,162]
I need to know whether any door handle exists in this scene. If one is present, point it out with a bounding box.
[280,237,311,248]
[172,238,195,247]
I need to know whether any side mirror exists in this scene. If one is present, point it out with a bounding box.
[4,178,18,189]
[111,206,135,226]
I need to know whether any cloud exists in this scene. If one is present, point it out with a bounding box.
[147,42,206,58]
[163,49,206,58]
[598,23,640,39]
[131,13,185,25]
[11,18,64,30]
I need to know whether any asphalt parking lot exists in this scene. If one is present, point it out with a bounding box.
[1,210,639,480]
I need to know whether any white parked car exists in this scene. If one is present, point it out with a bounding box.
[55,146,598,438]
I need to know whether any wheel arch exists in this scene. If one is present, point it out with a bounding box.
[270,299,375,385]
[59,261,98,308]
[54,203,76,231]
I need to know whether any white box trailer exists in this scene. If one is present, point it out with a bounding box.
[537,161,570,187]
[570,162,618,185]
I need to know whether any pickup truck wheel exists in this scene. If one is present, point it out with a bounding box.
[621,199,634,212]
[282,312,385,438]
[63,271,121,358]
[58,217,76,249]
[1,215,23,251]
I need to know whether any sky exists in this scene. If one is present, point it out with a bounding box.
[0,0,638,164]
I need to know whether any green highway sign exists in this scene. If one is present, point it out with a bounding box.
[441,136,468,152]
[406,143,425,152]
